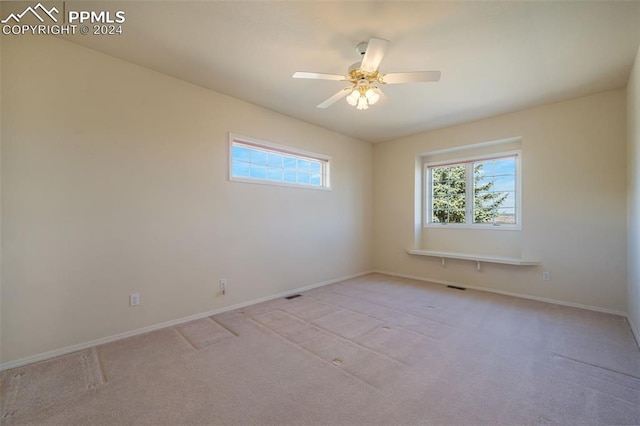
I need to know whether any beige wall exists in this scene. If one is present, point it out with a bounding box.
[628,46,640,339]
[0,36,373,364]
[1,33,635,366]
[374,90,628,312]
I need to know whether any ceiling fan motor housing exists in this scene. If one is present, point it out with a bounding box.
[348,61,362,74]
[356,41,368,56]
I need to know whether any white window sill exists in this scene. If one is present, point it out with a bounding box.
[229,176,332,191]
[425,223,521,231]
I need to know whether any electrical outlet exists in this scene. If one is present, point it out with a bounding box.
[542,272,550,281]
[130,293,140,306]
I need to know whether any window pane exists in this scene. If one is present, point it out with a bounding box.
[284,170,297,182]
[469,155,518,226]
[297,159,310,171]
[250,149,268,165]
[428,154,518,227]
[233,146,251,162]
[268,168,283,181]
[496,208,516,224]
[283,157,297,169]
[231,139,329,189]
[250,164,267,178]
[431,164,468,224]
[449,165,465,178]
[432,197,449,209]
[474,210,496,223]
[493,176,515,192]
[447,180,466,195]
[501,192,516,208]
[494,158,515,175]
[433,185,448,197]
[310,174,321,185]
[474,187,509,222]
[232,160,250,177]
[448,210,466,223]
[310,162,322,174]
[432,210,445,223]
[267,153,283,168]
[448,194,466,208]
[297,172,310,184]
[434,166,466,183]
[476,193,497,209]
[474,161,493,176]
[475,176,493,192]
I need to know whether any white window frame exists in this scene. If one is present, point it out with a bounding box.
[229,133,331,190]
[424,150,521,230]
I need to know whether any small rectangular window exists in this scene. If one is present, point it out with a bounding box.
[229,134,330,189]
[426,152,520,228]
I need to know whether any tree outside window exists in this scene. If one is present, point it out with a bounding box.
[429,155,517,226]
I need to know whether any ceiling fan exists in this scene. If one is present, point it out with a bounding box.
[293,37,441,110]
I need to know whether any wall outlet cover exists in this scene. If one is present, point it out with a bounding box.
[130,293,140,306]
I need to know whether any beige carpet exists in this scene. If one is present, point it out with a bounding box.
[1,273,639,425]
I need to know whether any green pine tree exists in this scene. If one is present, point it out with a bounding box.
[432,164,507,223]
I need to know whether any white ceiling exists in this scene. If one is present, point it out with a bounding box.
[60,1,640,143]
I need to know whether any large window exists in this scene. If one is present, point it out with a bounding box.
[426,152,520,227]
[229,134,330,189]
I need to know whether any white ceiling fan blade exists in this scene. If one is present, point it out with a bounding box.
[383,71,441,84]
[293,72,346,81]
[360,38,389,72]
[317,88,351,108]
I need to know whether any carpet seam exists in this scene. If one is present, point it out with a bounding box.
[552,353,640,380]
[80,348,104,390]
[331,277,450,307]
[4,273,640,424]
[245,316,382,390]
[0,370,20,423]
[209,316,240,337]
[93,347,109,384]
[323,286,462,329]
[556,365,640,406]
[304,290,457,341]
[280,298,445,359]
[172,325,201,351]
[256,309,411,368]
[0,270,374,372]
[311,289,451,328]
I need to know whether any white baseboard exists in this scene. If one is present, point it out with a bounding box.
[380,268,639,351]
[372,269,629,317]
[627,315,640,349]
[0,270,374,372]
[4,268,636,371]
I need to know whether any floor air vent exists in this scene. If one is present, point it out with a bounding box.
[285,294,302,300]
[447,285,466,291]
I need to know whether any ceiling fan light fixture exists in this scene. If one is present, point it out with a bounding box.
[356,96,368,110]
[294,37,441,110]
[365,87,380,105]
[346,89,360,106]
